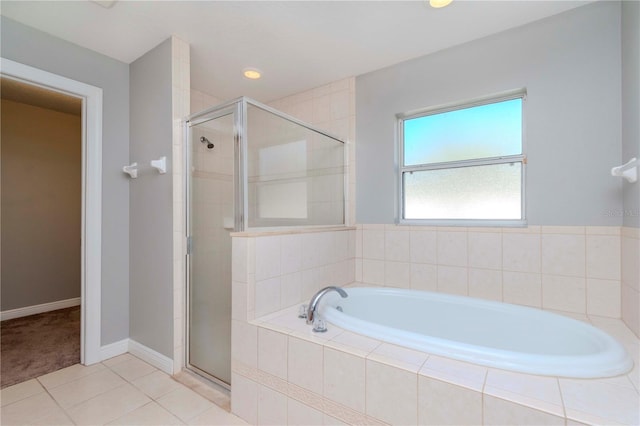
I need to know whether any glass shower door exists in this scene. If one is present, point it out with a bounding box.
[187,110,236,386]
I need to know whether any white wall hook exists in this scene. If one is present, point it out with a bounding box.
[123,162,138,179]
[611,157,638,183]
[150,156,167,174]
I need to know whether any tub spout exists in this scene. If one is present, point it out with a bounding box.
[306,286,348,326]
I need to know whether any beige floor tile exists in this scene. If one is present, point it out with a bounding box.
[188,404,248,425]
[107,401,184,425]
[0,392,60,425]
[157,386,216,423]
[37,362,106,389]
[31,408,75,426]
[184,381,231,412]
[66,383,151,425]
[108,356,157,382]
[102,353,137,368]
[47,368,126,408]
[0,379,45,407]
[132,370,182,399]
[171,371,231,410]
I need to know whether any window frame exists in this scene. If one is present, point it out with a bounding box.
[397,89,527,227]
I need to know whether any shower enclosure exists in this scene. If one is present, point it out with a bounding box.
[185,97,346,386]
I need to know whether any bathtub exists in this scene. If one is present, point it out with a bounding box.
[319,287,632,378]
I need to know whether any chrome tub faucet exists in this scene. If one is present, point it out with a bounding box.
[306,286,348,332]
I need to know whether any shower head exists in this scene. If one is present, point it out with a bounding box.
[200,136,214,149]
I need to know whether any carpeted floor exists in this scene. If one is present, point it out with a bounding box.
[1,306,80,388]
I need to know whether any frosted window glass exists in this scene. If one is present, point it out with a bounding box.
[404,99,522,166]
[404,163,522,220]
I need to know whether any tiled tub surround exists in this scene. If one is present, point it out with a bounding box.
[232,227,356,321]
[356,225,625,320]
[622,227,640,337]
[232,294,639,425]
[230,225,638,425]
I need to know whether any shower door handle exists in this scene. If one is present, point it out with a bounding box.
[186,236,193,255]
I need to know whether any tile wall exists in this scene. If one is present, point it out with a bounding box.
[268,78,356,226]
[230,228,357,424]
[190,78,638,426]
[228,224,637,424]
[190,89,223,114]
[229,285,639,426]
[356,225,624,319]
[232,228,356,322]
[622,227,640,336]
[171,37,190,374]
[245,107,345,227]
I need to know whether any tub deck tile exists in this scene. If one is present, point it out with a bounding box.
[367,343,429,374]
[325,331,382,358]
[484,369,564,418]
[245,300,640,426]
[559,377,640,425]
[419,355,487,392]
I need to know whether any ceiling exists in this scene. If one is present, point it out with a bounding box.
[1,77,82,115]
[1,0,593,103]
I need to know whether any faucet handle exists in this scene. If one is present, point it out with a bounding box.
[312,317,327,333]
[298,304,308,319]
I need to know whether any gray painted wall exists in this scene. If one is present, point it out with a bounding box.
[356,1,622,226]
[1,17,130,345]
[129,39,174,358]
[622,0,640,228]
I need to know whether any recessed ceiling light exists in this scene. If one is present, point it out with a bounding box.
[243,68,262,80]
[430,0,453,8]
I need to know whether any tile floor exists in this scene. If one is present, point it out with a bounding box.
[0,353,247,425]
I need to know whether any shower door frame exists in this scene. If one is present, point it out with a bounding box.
[184,96,347,387]
[184,100,244,388]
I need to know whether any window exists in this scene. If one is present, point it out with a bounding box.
[398,90,526,225]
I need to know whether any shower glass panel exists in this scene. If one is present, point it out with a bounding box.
[185,97,344,388]
[187,109,235,386]
[246,104,345,227]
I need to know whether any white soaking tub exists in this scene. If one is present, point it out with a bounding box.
[319,287,632,378]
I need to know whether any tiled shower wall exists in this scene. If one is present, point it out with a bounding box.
[356,225,624,319]
[268,78,357,226]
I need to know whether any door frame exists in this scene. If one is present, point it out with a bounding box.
[1,58,103,364]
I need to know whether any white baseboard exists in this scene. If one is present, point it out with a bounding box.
[99,339,129,362]
[128,339,174,375]
[99,339,174,375]
[1,297,81,321]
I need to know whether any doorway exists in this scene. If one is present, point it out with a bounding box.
[0,77,82,386]
[0,58,103,368]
